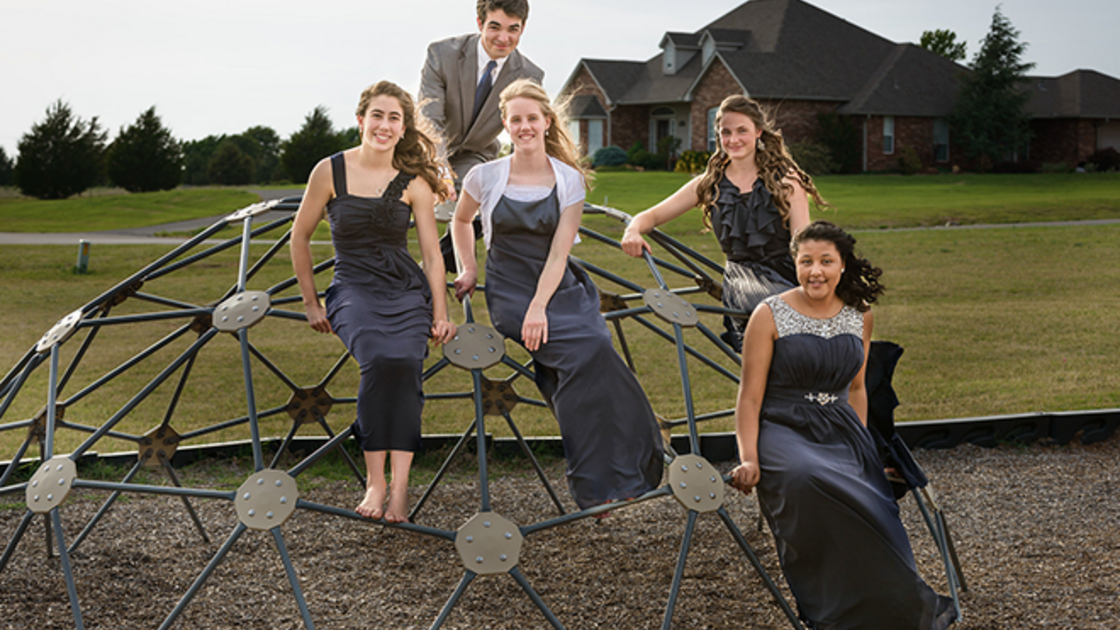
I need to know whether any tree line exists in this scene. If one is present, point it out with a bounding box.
[1,103,359,199]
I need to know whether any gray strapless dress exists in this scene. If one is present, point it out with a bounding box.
[324,153,431,452]
[484,188,664,509]
[756,296,955,630]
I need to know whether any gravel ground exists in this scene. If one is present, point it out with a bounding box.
[1,435,1117,629]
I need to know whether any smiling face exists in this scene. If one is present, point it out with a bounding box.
[502,96,550,151]
[477,9,523,60]
[718,111,762,161]
[795,238,845,302]
[357,94,405,152]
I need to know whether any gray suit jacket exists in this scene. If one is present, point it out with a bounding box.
[419,33,544,179]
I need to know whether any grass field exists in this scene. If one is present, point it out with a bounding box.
[1,174,1119,458]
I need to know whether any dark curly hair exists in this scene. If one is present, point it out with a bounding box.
[791,221,884,312]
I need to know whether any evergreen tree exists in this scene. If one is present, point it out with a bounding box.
[106,106,183,192]
[281,106,347,183]
[920,29,967,62]
[15,100,106,199]
[0,146,13,186]
[949,8,1035,170]
[207,141,255,185]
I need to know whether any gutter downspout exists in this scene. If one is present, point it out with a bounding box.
[863,115,869,172]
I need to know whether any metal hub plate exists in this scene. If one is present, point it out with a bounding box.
[236,469,299,531]
[444,324,504,370]
[36,309,83,354]
[668,454,724,513]
[599,291,629,314]
[26,456,77,514]
[480,377,518,416]
[643,289,698,328]
[286,386,333,426]
[139,425,181,468]
[224,200,277,222]
[214,291,271,332]
[454,511,523,576]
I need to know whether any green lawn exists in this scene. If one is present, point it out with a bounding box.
[1,175,1118,457]
[0,188,262,232]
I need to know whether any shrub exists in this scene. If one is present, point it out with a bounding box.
[591,145,628,167]
[1085,147,1120,172]
[14,100,106,199]
[674,150,711,173]
[991,160,1040,174]
[788,141,838,176]
[816,112,861,173]
[106,106,183,192]
[897,146,923,175]
[1040,162,1069,173]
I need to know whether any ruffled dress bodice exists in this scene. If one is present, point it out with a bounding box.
[710,176,796,284]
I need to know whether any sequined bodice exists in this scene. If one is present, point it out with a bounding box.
[767,295,864,340]
[762,295,865,405]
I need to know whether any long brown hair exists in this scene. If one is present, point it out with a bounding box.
[498,78,592,190]
[356,81,448,203]
[695,95,826,226]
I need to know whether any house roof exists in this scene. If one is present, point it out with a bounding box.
[838,44,963,116]
[1023,70,1120,118]
[561,0,1118,121]
[567,94,608,119]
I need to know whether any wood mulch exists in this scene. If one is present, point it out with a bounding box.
[1,434,1118,629]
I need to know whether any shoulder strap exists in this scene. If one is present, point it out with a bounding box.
[329,152,347,197]
[384,171,416,202]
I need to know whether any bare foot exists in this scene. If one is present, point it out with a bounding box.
[356,483,386,520]
[383,489,409,524]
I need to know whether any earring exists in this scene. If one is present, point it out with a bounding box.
[756,137,765,151]
[545,129,550,137]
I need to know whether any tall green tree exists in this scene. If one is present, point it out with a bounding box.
[207,141,255,185]
[182,135,225,185]
[0,146,13,186]
[234,126,283,183]
[14,100,106,199]
[920,29,967,62]
[281,106,347,183]
[106,106,183,192]
[949,7,1035,170]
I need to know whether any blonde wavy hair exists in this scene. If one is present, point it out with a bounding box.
[356,80,449,203]
[498,78,592,190]
[695,95,827,226]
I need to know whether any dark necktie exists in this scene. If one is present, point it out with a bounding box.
[471,59,498,127]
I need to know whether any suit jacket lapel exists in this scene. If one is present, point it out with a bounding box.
[458,35,479,133]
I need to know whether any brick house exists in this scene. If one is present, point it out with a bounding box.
[558,0,1120,171]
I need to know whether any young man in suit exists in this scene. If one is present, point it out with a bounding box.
[420,0,544,225]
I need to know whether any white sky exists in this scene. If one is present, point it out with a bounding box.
[2,0,1116,157]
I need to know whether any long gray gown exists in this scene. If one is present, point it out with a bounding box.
[756,295,955,630]
[483,188,664,509]
[324,153,431,453]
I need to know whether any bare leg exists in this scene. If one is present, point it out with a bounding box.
[384,450,415,523]
[356,450,388,519]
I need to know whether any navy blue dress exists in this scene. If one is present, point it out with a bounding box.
[483,188,664,509]
[756,296,955,630]
[324,153,431,452]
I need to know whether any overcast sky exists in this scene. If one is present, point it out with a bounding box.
[2,0,1117,157]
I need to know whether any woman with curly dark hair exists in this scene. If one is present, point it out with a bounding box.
[621,95,828,352]
[728,221,955,630]
[291,80,456,523]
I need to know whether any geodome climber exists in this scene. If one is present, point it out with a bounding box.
[0,198,956,629]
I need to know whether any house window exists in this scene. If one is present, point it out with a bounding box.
[568,120,581,150]
[707,107,718,152]
[883,116,895,155]
[588,120,604,156]
[933,119,949,162]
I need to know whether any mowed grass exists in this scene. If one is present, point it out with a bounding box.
[1,175,1119,459]
[0,188,261,232]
